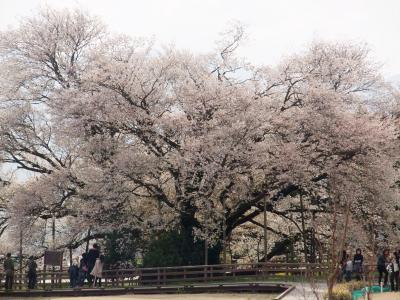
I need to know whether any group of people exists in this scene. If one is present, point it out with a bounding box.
[2,243,104,290]
[339,248,364,282]
[340,248,400,292]
[68,243,105,288]
[1,253,34,290]
[376,249,400,291]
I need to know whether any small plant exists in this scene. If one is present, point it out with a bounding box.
[323,281,369,300]
[323,283,351,300]
[345,280,368,291]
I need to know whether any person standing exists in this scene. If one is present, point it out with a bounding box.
[388,252,400,291]
[338,250,347,282]
[68,259,79,288]
[377,249,390,287]
[91,255,104,287]
[353,248,364,281]
[4,253,14,291]
[78,253,89,286]
[86,244,100,285]
[27,256,37,289]
[344,254,353,282]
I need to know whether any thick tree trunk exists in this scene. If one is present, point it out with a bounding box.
[180,211,197,264]
[179,205,222,265]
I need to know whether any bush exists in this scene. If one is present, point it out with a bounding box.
[323,281,368,300]
[346,280,368,291]
[324,284,351,300]
[142,230,222,267]
[102,229,141,268]
[143,231,186,267]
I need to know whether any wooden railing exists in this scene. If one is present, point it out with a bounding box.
[0,262,377,290]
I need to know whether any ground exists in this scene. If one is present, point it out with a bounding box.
[1,294,278,300]
[282,282,326,300]
[372,292,400,299]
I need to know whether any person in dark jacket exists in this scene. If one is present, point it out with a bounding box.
[377,249,390,287]
[68,259,79,288]
[27,256,37,289]
[4,253,14,291]
[87,244,100,285]
[353,248,364,281]
[78,253,89,286]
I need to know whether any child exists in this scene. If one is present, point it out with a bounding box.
[78,253,89,286]
[345,254,353,282]
[68,259,79,288]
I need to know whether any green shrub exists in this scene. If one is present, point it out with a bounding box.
[143,231,186,267]
[142,230,222,267]
[102,229,140,267]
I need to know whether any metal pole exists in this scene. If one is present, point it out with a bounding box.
[51,214,55,287]
[299,192,308,262]
[263,197,268,262]
[52,214,56,250]
[205,239,208,265]
[19,227,23,289]
[69,246,73,266]
[223,202,227,264]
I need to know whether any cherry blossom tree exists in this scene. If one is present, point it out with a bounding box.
[0,8,398,275]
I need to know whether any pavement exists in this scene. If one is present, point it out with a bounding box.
[0,294,279,300]
[371,292,400,299]
[0,281,325,300]
[281,282,326,300]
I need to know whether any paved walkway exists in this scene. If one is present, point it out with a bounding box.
[1,294,278,300]
[282,282,326,300]
[0,281,323,300]
[0,282,287,298]
[371,292,400,299]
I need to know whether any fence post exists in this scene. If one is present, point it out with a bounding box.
[59,265,63,288]
[163,268,166,285]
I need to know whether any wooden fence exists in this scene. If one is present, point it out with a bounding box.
[0,262,376,290]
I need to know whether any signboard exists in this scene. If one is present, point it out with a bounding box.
[44,251,63,266]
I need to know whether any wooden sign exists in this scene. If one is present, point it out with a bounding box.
[44,250,63,266]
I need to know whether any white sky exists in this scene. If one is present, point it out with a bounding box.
[0,0,399,77]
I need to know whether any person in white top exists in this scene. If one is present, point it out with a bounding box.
[90,255,104,287]
[344,255,353,282]
[388,252,400,291]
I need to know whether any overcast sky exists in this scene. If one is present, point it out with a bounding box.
[0,0,399,77]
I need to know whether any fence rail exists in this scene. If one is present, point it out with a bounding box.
[0,262,376,290]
